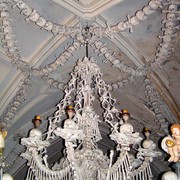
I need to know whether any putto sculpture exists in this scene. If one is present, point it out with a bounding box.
[161,124,180,162]
[0,125,8,156]
[21,57,161,180]
[161,124,180,180]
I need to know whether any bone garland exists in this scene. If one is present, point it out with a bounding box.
[8,0,81,35]
[1,77,31,128]
[150,0,179,70]
[0,1,30,75]
[9,0,162,36]
[0,3,65,130]
[0,1,65,89]
[3,0,178,73]
[90,0,163,36]
[92,40,146,90]
[143,78,169,135]
[110,75,136,91]
[92,40,146,76]
[39,41,82,74]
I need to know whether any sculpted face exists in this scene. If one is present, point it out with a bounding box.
[29,129,42,140]
[172,127,180,136]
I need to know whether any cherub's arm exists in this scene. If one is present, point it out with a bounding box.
[161,136,175,153]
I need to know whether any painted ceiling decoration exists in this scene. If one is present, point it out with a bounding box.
[0,0,179,179]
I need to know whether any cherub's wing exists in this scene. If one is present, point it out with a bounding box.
[2,130,7,138]
[161,136,174,153]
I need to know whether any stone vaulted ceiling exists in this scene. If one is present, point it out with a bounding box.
[0,0,179,179]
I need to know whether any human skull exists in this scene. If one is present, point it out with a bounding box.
[2,173,13,180]
[120,123,133,133]
[142,139,156,149]
[162,171,178,180]
[136,10,147,21]
[29,129,42,140]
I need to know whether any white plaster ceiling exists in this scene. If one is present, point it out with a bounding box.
[0,0,179,179]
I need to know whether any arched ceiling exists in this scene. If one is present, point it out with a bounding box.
[0,0,179,179]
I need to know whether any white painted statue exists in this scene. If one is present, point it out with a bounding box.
[110,109,142,147]
[21,116,49,151]
[54,106,84,141]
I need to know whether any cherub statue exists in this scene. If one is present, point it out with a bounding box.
[0,125,8,156]
[161,124,180,162]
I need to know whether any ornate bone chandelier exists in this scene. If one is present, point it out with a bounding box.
[21,56,161,180]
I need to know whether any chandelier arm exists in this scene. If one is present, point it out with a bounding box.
[128,158,153,179]
[27,149,72,180]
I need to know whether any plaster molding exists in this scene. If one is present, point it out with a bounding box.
[0,72,24,112]
[28,15,80,68]
[1,76,31,128]
[5,143,25,171]
[52,0,124,19]
[0,51,12,63]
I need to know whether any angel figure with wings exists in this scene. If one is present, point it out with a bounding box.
[161,124,180,162]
